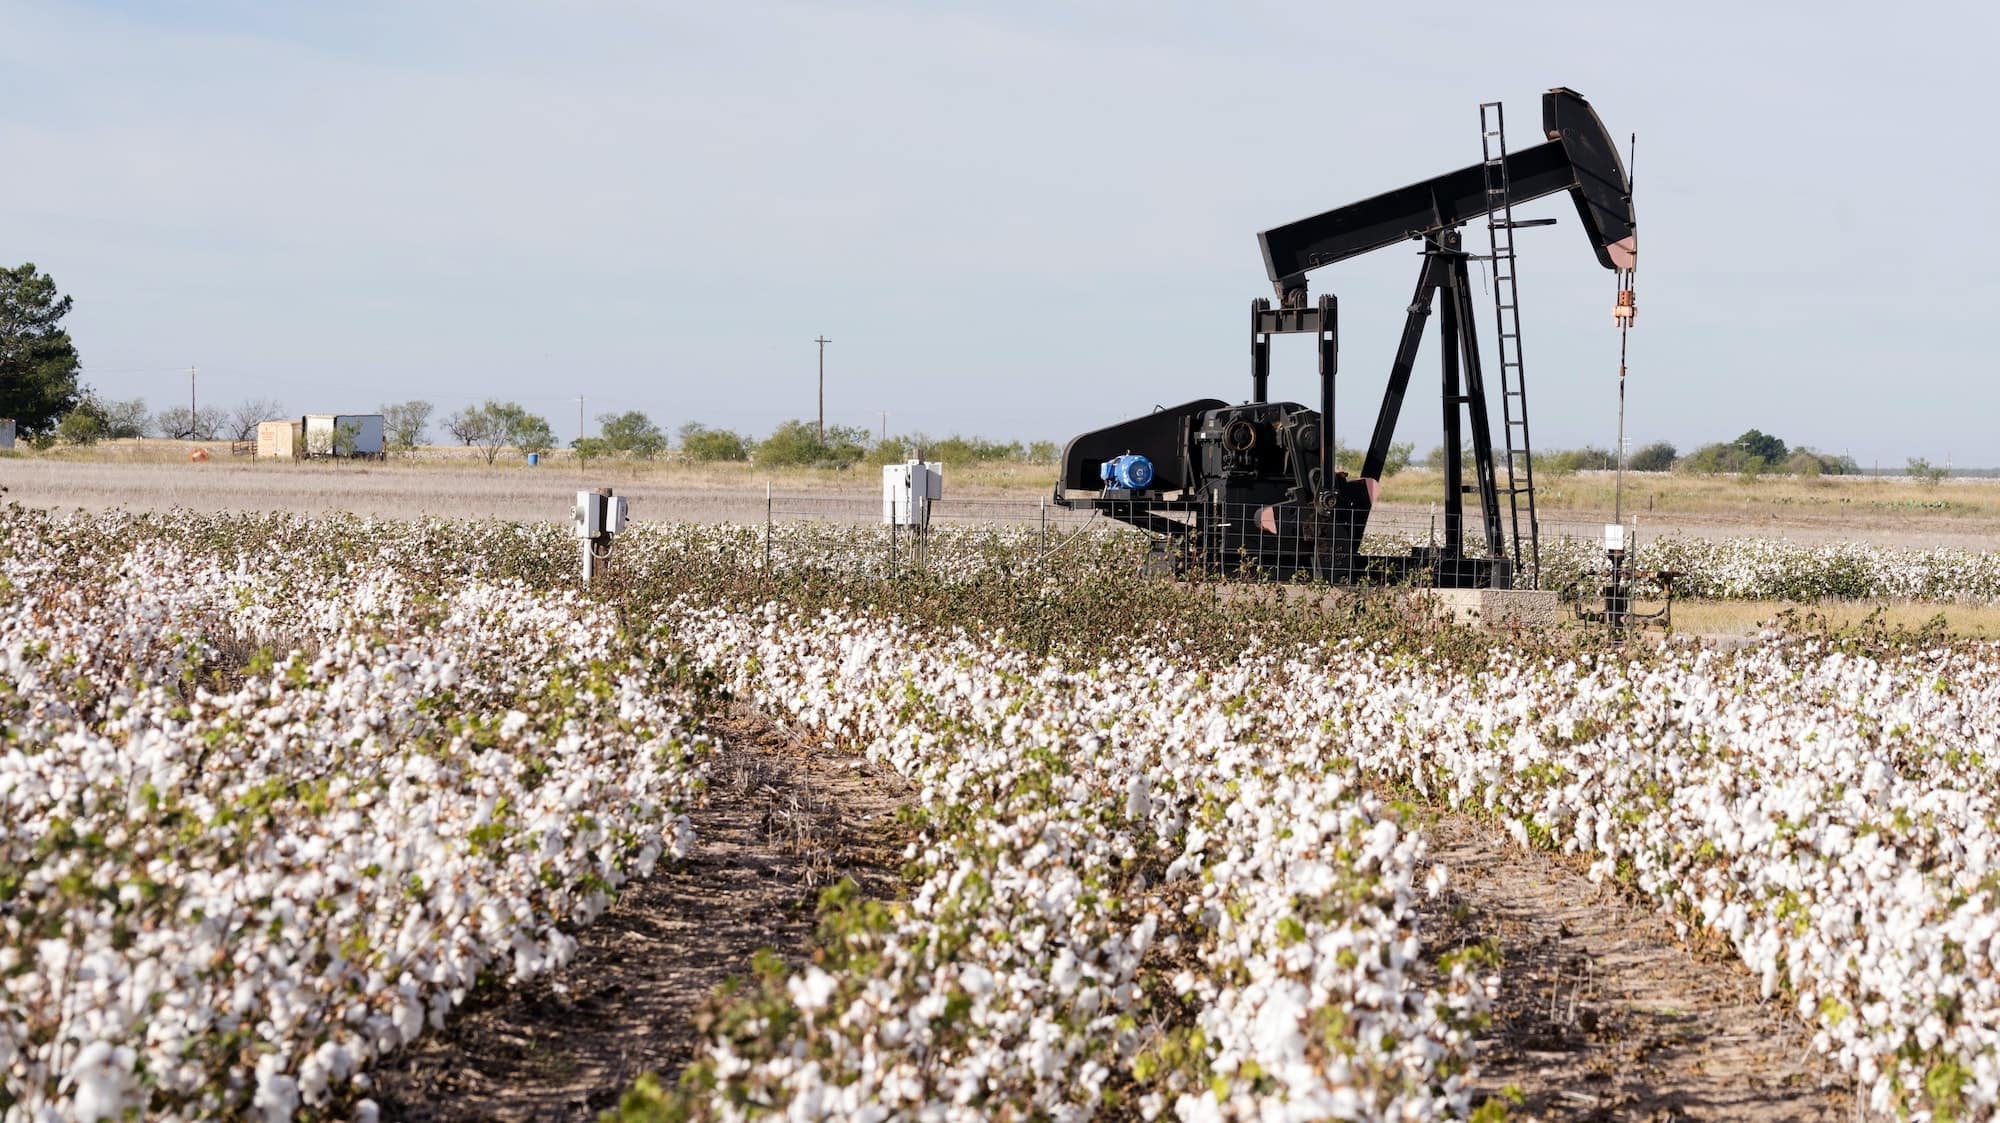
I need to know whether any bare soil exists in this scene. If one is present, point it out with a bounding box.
[365,712,911,1122]
[1418,813,1856,1122]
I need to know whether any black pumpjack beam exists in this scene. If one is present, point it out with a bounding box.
[1257,87,1636,304]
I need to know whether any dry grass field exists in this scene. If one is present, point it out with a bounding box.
[5,440,1997,549]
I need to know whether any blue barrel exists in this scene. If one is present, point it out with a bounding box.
[527,452,540,466]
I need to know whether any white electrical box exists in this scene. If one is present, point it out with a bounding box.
[1603,523,1626,553]
[882,461,943,526]
[576,491,627,537]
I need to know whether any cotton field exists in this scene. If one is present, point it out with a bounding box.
[1,514,709,1119]
[5,508,1998,1121]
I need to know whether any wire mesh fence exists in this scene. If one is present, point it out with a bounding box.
[742,492,1642,592]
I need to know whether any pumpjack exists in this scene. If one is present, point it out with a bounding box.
[1054,87,1638,588]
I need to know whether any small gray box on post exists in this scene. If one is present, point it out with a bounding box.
[882,459,942,527]
[575,487,626,583]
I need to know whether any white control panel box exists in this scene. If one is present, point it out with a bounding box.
[1604,523,1626,553]
[882,461,943,526]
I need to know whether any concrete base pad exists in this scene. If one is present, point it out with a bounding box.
[1413,588,1563,629]
[1209,582,1565,631]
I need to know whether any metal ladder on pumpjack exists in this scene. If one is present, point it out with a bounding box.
[1479,101,1541,588]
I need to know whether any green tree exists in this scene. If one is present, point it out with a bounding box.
[925,434,1026,466]
[598,410,667,457]
[1628,441,1677,472]
[1731,429,1787,463]
[98,397,148,439]
[677,422,749,463]
[864,435,910,466]
[1338,440,1413,477]
[56,402,106,445]
[331,419,361,458]
[379,400,434,453]
[443,405,490,447]
[1539,446,1616,474]
[1907,457,1948,486]
[501,404,555,459]
[450,400,554,463]
[756,420,867,468]
[0,263,84,436]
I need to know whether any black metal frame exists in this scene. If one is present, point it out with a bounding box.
[1053,87,1636,592]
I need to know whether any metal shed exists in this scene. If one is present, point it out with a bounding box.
[256,419,303,459]
[302,414,385,458]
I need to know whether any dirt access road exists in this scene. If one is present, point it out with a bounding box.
[6,456,1995,547]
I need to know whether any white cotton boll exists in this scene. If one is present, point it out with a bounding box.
[351,1100,381,1123]
[68,1041,137,1123]
[1287,861,1334,897]
[1250,980,1308,1062]
[1174,1090,1224,1123]
[789,966,838,1013]
[1126,775,1152,820]
[298,1053,329,1104]
[1424,864,1450,898]
[1051,949,1082,993]
[253,1056,301,1123]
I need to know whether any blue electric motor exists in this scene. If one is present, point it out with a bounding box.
[1100,453,1155,491]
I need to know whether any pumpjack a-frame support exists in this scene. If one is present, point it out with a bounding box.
[1370,229,1506,569]
[1251,229,1508,586]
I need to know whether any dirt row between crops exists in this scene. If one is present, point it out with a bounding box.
[364,708,1858,1122]
[1418,813,1858,1121]
[366,712,913,1122]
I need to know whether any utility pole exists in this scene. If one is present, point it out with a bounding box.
[815,336,831,442]
[880,411,887,444]
[577,396,585,474]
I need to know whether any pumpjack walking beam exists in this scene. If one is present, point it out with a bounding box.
[1258,87,1636,307]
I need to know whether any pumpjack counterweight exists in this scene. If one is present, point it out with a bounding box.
[1054,87,1637,589]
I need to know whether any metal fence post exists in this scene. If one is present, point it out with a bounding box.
[763,481,773,573]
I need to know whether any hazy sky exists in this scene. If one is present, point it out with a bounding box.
[5,1,1995,464]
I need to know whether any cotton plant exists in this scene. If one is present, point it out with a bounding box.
[14,507,2000,1122]
[649,603,1492,1122]
[0,520,711,1120]
[659,595,2000,1121]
